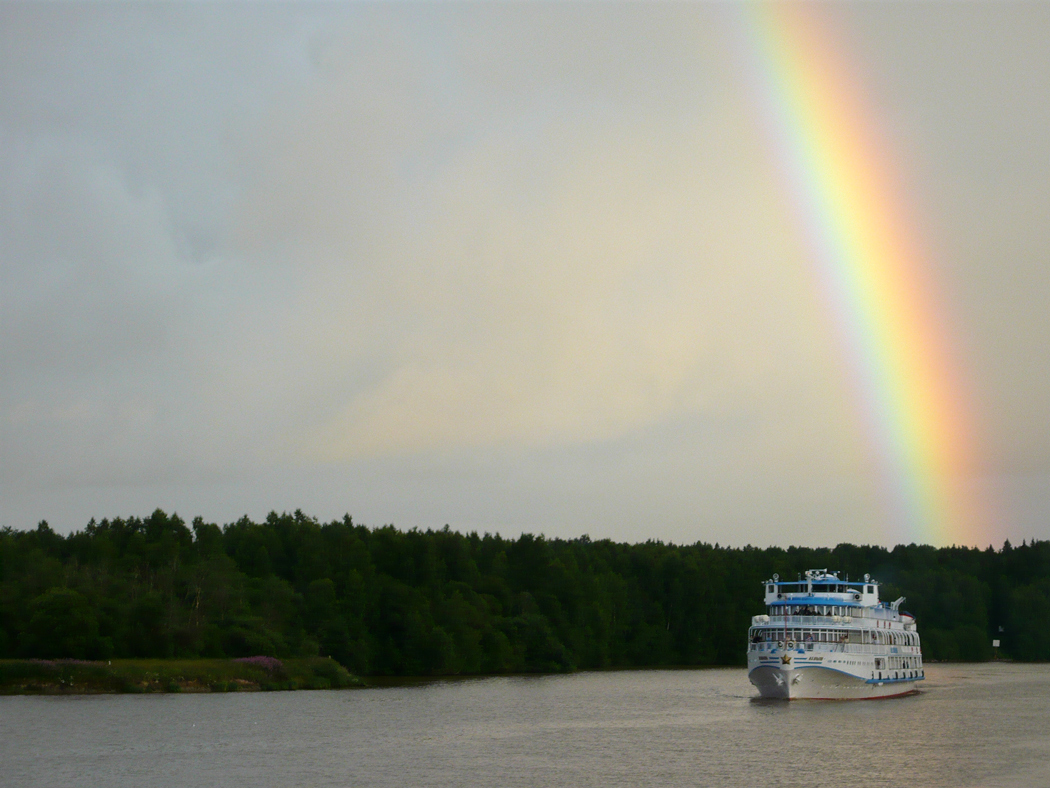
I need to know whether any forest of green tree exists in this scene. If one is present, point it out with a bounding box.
[1,509,1047,673]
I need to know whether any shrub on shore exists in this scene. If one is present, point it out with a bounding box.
[0,656,361,695]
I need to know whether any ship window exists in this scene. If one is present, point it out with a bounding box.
[767,585,774,594]
[865,585,874,594]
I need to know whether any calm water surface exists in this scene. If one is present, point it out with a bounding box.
[2,663,1048,787]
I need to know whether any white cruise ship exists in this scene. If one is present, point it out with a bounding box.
[747,569,924,699]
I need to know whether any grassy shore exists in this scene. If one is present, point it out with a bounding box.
[0,656,363,694]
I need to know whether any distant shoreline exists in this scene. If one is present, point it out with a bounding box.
[0,660,729,695]
[0,657,362,695]
[2,659,1033,696]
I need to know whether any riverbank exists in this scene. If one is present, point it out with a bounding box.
[0,657,362,694]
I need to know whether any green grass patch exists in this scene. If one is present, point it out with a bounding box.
[0,657,363,695]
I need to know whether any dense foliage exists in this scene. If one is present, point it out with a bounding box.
[1,510,1046,673]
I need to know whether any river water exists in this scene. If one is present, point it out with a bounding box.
[2,663,1047,787]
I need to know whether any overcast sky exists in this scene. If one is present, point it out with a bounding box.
[2,3,1049,548]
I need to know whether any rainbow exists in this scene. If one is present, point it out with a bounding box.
[734,5,986,547]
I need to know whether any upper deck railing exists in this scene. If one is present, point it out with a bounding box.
[761,615,851,627]
[753,613,916,630]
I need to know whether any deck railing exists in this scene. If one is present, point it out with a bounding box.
[761,615,850,627]
[747,642,921,656]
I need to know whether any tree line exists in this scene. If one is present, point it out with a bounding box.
[1,509,1047,673]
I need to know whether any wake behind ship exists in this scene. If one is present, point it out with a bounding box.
[747,569,924,699]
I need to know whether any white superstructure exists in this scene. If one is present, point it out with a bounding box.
[747,569,924,699]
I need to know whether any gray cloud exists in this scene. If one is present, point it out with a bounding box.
[2,4,1049,548]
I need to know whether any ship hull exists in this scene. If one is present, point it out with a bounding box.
[748,664,921,700]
